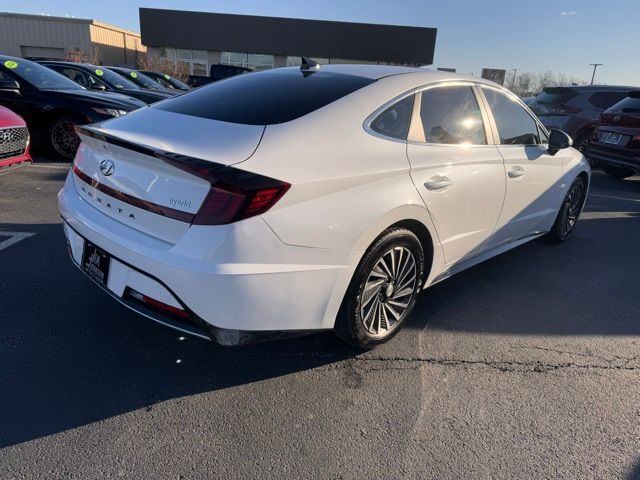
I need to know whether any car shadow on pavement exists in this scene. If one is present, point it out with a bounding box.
[407,201,640,336]
[1,191,639,447]
[0,223,358,448]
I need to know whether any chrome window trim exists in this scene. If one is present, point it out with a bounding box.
[408,80,493,146]
[478,84,550,147]
[362,88,418,144]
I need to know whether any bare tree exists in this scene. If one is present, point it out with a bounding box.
[512,71,535,96]
[136,53,190,82]
[535,70,556,92]
[65,47,97,64]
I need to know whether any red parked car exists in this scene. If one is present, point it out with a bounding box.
[589,92,640,179]
[0,105,31,171]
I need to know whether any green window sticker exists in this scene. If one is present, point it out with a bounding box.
[164,74,170,80]
[4,60,18,69]
[130,71,138,78]
[95,69,104,76]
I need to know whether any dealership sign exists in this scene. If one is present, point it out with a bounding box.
[481,68,506,85]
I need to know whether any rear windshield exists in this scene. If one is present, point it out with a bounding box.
[153,69,376,125]
[531,88,577,108]
[609,96,640,113]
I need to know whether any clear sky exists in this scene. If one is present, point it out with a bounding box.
[6,0,640,85]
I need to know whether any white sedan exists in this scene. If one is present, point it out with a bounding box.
[59,61,590,348]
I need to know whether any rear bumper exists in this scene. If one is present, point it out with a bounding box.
[58,172,357,342]
[588,146,640,173]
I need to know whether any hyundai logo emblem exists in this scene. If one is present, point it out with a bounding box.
[99,159,115,176]
[0,130,11,142]
[613,115,621,122]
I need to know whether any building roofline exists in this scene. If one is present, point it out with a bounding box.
[0,12,141,37]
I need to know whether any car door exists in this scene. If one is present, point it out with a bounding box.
[406,83,506,264]
[479,86,564,248]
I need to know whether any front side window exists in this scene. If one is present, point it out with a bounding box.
[483,88,540,145]
[418,85,486,145]
[370,95,414,140]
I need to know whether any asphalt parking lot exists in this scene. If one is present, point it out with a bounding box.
[1,161,639,479]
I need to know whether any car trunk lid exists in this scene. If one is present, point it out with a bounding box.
[72,109,265,243]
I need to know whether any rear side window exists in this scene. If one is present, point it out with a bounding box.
[370,95,414,140]
[153,69,376,125]
[588,91,630,109]
[483,88,540,145]
[418,86,486,145]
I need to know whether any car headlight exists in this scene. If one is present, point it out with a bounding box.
[91,107,128,117]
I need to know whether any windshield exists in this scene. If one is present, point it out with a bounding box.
[530,88,577,115]
[98,68,140,90]
[609,96,640,113]
[127,70,165,90]
[2,58,82,90]
[166,76,190,91]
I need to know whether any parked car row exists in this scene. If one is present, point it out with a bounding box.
[0,55,194,160]
[589,91,640,179]
[528,85,639,177]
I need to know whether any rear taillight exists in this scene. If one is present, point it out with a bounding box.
[192,180,289,225]
[156,153,290,225]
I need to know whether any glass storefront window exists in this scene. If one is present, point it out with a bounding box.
[286,56,329,67]
[160,48,208,76]
[221,52,275,71]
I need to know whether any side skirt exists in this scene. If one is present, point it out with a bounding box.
[427,231,547,287]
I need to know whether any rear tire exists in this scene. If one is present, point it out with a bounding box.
[48,117,81,160]
[547,176,586,242]
[334,228,425,349]
[602,163,635,179]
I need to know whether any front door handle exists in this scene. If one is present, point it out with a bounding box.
[508,166,525,178]
[424,175,452,190]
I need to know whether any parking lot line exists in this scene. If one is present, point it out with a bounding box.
[0,231,35,251]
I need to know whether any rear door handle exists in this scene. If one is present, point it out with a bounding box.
[424,175,452,190]
[508,166,525,178]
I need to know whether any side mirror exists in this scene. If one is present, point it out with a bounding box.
[547,129,572,156]
[0,78,20,91]
[90,84,107,91]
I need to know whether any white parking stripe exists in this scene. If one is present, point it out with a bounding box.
[0,231,35,251]
[590,193,640,203]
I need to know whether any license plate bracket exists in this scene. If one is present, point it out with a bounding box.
[605,132,623,145]
[82,241,111,287]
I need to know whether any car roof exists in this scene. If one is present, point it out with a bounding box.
[549,85,640,92]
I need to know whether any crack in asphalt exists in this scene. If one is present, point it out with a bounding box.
[345,355,640,373]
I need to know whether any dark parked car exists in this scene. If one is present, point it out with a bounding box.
[39,61,176,104]
[529,85,637,156]
[589,92,640,179]
[140,71,190,91]
[187,64,252,87]
[0,56,145,159]
[106,66,174,93]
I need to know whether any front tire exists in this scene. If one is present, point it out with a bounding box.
[334,228,425,349]
[547,176,587,242]
[49,117,81,160]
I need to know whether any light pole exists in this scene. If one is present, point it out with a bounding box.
[589,63,602,85]
[511,68,518,89]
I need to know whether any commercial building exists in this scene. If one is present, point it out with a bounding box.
[140,8,437,75]
[0,12,145,66]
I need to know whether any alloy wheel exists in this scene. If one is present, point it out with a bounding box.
[50,120,80,158]
[360,246,418,337]
[559,180,585,239]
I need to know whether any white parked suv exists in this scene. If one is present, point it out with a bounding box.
[59,62,590,348]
